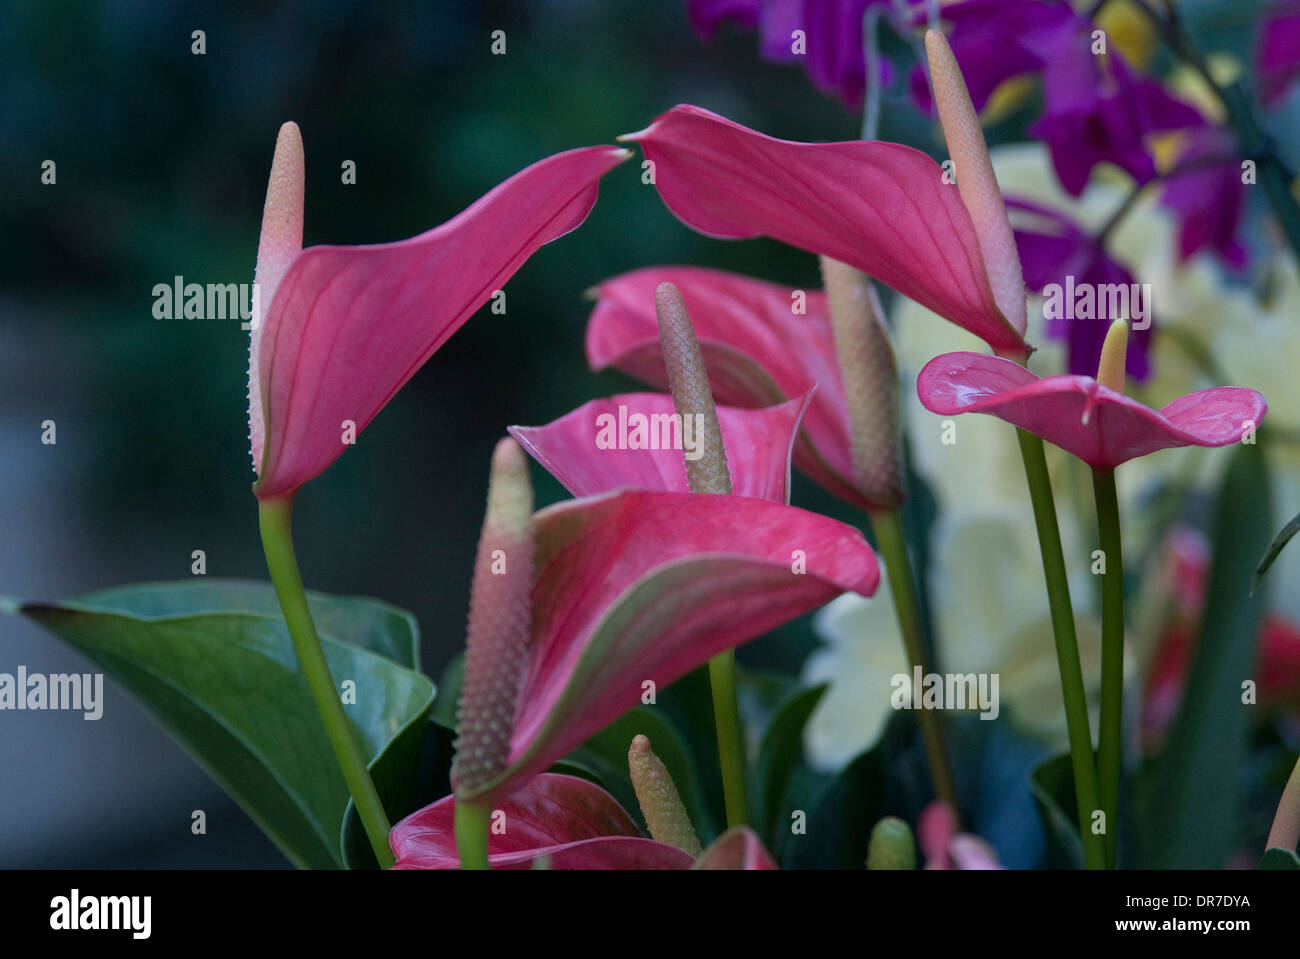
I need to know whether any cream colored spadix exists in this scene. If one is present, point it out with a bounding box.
[249,122,305,475]
[1095,319,1129,394]
[925,30,1028,340]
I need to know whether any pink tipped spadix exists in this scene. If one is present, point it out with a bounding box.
[628,734,703,855]
[818,256,904,509]
[656,281,732,494]
[451,438,534,797]
[248,140,629,500]
[249,122,305,476]
[622,106,1026,354]
[925,30,1028,342]
[917,351,1267,470]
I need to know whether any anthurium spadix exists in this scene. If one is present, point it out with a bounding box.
[586,266,895,510]
[450,439,879,813]
[248,122,630,501]
[619,105,1028,356]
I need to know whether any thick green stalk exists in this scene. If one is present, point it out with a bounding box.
[870,507,959,815]
[1092,467,1125,869]
[1014,430,1107,870]
[454,800,490,870]
[258,497,395,869]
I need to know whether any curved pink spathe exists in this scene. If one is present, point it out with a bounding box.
[456,487,879,807]
[586,266,873,509]
[508,390,812,504]
[249,139,631,500]
[391,774,695,870]
[621,106,1026,355]
[916,352,1267,469]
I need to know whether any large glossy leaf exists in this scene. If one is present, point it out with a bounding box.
[18,580,435,869]
[1135,443,1273,867]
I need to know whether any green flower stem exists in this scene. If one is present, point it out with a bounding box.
[869,507,960,815]
[258,496,395,869]
[708,650,750,828]
[1014,430,1107,870]
[1092,466,1125,869]
[454,799,490,870]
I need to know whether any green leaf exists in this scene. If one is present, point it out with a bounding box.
[73,579,422,669]
[18,580,435,869]
[1028,751,1085,869]
[750,683,826,847]
[1252,510,1300,595]
[1258,847,1300,869]
[1135,443,1273,868]
[558,705,714,838]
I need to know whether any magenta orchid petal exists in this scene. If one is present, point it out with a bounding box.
[251,144,630,500]
[916,351,1267,470]
[586,266,872,509]
[691,826,779,870]
[1258,0,1300,105]
[458,488,879,806]
[390,773,694,870]
[508,391,811,503]
[621,106,1026,354]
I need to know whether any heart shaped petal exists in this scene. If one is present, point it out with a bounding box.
[916,351,1267,469]
[621,106,1025,354]
[390,773,693,870]
[458,488,879,806]
[587,266,875,508]
[252,144,630,500]
[508,390,812,503]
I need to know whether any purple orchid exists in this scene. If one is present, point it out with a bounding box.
[1007,196,1152,380]
[686,0,896,108]
[1159,127,1248,269]
[1258,0,1300,105]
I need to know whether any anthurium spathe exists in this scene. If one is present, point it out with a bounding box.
[457,482,879,809]
[248,121,630,501]
[586,266,888,510]
[620,105,1028,355]
[390,773,777,870]
[915,350,1267,470]
[392,774,695,870]
[508,390,812,503]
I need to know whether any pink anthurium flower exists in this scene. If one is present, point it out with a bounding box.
[915,351,1266,470]
[508,389,812,503]
[454,447,879,811]
[621,105,1028,356]
[390,773,776,870]
[248,122,630,501]
[585,266,879,509]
